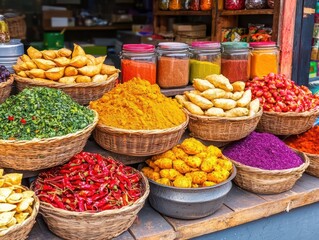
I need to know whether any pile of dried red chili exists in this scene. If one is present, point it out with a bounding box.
[33,152,144,212]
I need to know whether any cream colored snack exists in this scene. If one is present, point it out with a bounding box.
[237,89,252,107]
[201,88,226,100]
[185,92,214,110]
[225,107,249,117]
[183,101,204,115]
[249,98,260,116]
[193,78,215,92]
[205,107,225,117]
[213,99,237,110]
[206,74,233,92]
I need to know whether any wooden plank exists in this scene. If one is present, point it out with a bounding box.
[153,10,212,16]
[294,173,319,190]
[28,216,62,240]
[129,201,176,240]
[220,9,274,16]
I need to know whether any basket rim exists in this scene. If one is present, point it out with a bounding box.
[35,172,150,217]
[187,108,263,122]
[95,112,189,134]
[0,75,14,88]
[228,151,310,174]
[0,187,40,237]
[287,145,319,158]
[262,108,319,117]
[0,109,98,144]
[13,72,119,89]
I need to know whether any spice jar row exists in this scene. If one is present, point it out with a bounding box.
[120,41,279,88]
[224,0,272,10]
[159,0,213,11]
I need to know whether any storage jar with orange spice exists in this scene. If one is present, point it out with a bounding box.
[156,42,190,88]
[250,41,279,79]
[221,42,250,83]
[120,44,156,84]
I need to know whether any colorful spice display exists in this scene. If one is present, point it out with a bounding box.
[121,59,156,84]
[189,60,221,83]
[0,87,95,140]
[33,152,144,212]
[285,126,319,154]
[90,78,186,130]
[223,131,304,170]
[142,138,233,188]
[221,59,250,82]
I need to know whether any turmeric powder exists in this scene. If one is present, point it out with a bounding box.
[89,78,186,130]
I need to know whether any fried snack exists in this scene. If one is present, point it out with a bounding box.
[20,54,31,62]
[213,99,237,110]
[152,150,176,161]
[206,145,223,158]
[173,160,191,174]
[202,181,216,187]
[184,156,202,168]
[12,65,21,73]
[100,64,119,75]
[159,169,182,181]
[41,50,57,60]
[141,167,160,181]
[28,69,45,79]
[17,62,28,71]
[175,94,188,105]
[3,173,22,186]
[75,75,91,83]
[53,57,71,67]
[0,188,12,202]
[217,158,233,171]
[78,64,102,77]
[180,138,206,155]
[69,55,87,68]
[58,76,76,84]
[193,78,215,92]
[231,81,245,92]
[72,43,86,57]
[146,159,160,172]
[237,89,252,107]
[249,98,260,116]
[207,169,230,183]
[185,92,214,110]
[201,156,218,172]
[16,71,27,78]
[92,74,108,83]
[201,88,226,100]
[172,146,188,161]
[154,158,173,169]
[86,54,96,66]
[64,66,78,76]
[95,56,106,65]
[155,178,171,186]
[231,91,244,101]
[27,46,42,59]
[225,107,249,117]
[33,59,56,71]
[45,67,65,81]
[57,48,72,58]
[205,107,225,117]
[206,74,233,92]
[186,171,207,185]
[25,61,37,70]
[173,176,192,188]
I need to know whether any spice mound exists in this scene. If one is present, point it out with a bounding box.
[285,126,319,154]
[141,137,233,188]
[33,152,145,212]
[223,131,304,170]
[90,77,186,130]
[0,87,95,140]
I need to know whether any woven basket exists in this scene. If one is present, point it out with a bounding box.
[0,75,14,104]
[256,109,319,135]
[187,109,263,142]
[93,114,189,157]
[0,189,40,240]
[0,110,98,171]
[37,173,149,240]
[14,73,118,105]
[228,151,310,194]
[6,14,26,40]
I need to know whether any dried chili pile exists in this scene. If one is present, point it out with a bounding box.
[285,126,319,154]
[0,87,95,140]
[33,152,144,212]
[223,131,304,170]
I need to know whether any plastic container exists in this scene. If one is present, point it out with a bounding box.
[224,0,245,10]
[189,41,221,83]
[250,41,279,78]
[157,42,190,88]
[43,32,64,50]
[169,0,183,10]
[0,39,24,73]
[221,42,250,82]
[245,0,267,9]
[120,44,157,84]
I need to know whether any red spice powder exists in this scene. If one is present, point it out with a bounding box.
[221,59,249,83]
[121,59,156,84]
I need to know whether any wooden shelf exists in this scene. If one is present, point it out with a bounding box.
[220,9,274,16]
[153,10,212,16]
[43,24,132,31]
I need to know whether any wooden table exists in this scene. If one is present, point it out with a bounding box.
[27,140,319,240]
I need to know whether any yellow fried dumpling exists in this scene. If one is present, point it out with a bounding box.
[159,169,181,181]
[145,159,160,172]
[45,67,65,81]
[154,158,173,169]
[171,146,188,160]
[53,57,71,67]
[33,59,56,71]
[186,171,207,185]
[3,173,23,186]
[64,66,78,76]
[141,166,160,181]
[12,64,21,73]
[17,62,28,71]
[14,212,29,224]
[72,43,86,57]
[27,46,42,59]
[206,145,223,158]
[173,176,192,188]
[180,138,206,155]
[218,158,233,171]
[200,156,218,173]
[155,178,171,186]
[57,48,72,58]
[27,69,45,79]
[58,76,76,84]
[100,64,119,75]
[202,181,216,187]
[75,75,91,83]
[20,54,31,63]
[184,156,202,168]
[173,159,191,174]
[17,71,27,78]
[0,211,15,227]
[69,55,87,68]
[95,56,106,65]
[92,74,108,83]
[25,61,37,70]
[152,150,176,161]
[86,54,96,66]
[78,64,102,77]
[41,50,57,60]
[207,170,228,184]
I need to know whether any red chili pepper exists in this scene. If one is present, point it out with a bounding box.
[63,175,75,191]
[7,116,14,121]
[20,118,27,124]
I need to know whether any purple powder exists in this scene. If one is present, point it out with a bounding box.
[223,131,304,170]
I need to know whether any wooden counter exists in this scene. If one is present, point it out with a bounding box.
[26,138,319,240]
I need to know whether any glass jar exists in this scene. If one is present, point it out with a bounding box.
[169,0,183,10]
[190,0,200,10]
[120,44,157,84]
[189,41,221,83]
[157,42,190,88]
[200,0,213,10]
[221,42,250,82]
[0,15,10,43]
[245,0,267,9]
[250,42,279,78]
[159,0,169,10]
[224,0,245,10]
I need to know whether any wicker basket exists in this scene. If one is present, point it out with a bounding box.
[0,189,40,240]
[37,173,149,240]
[0,110,98,171]
[14,73,118,105]
[6,14,26,40]
[93,114,189,157]
[187,109,263,142]
[228,151,310,194]
[0,75,14,104]
[256,110,319,136]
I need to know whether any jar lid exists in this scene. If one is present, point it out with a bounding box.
[221,42,249,49]
[191,41,221,49]
[249,41,277,48]
[158,42,189,50]
[122,44,155,53]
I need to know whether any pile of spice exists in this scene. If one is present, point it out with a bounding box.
[89,77,186,130]
[285,126,319,154]
[0,87,95,140]
[223,131,304,170]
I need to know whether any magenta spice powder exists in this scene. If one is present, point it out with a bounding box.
[223,132,304,170]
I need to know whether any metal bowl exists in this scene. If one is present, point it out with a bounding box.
[139,164,236,220]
